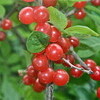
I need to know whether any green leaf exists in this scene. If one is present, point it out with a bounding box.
[0,5,5,18]
[26,31,49,53]
[64,26,99,38]
[48,7,67,31]
[0,0,14,5]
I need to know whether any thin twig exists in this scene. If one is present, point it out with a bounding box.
[62,58,92,74]
[66,9,76,17]
[18,70,26,76]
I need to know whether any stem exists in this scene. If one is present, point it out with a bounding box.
[66,9,76,17]
[36,0,43,6]
[18,70,26,76]
[62,58,92,74]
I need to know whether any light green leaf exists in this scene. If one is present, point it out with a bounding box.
[48,7,67,31]
[0,0,14,5]
[0,5,6,18]
[26,31,49,53]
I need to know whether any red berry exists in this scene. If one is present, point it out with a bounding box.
[0,31,6,41]
[63,54,75,67]
[23,0,35,2]
[19,7,34,24]
[1,19,12,30]
[91,0,100,6]
[43,0,57,7]
[33,6,49,23]
[33,79,46,92]
[74,1,87,9]
[85,59,96,69]
[74,9,86,19]
[97,87,100,98]
[33,49,45,56]
[65,19,72,28]
[32,55,49,71]
[70,64,83,78]
[53,69,69,86]
[57,37,71,53]
[35,23,51,35]
[49,26,61,42]
[22,75,35,85]
[38,67,54,84]
[46,43,64,61]
[69,36,80,47]
[27,65,38,78]
[90,66,100,81]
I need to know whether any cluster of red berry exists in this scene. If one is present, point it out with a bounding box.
[73,0,100,19]
[0,19,12,41]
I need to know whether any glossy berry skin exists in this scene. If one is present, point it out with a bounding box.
[65,19,72,28]
[57,37,71,53]
[53,69,69,86]
[38,68,54,84]
[33,6,49,23]
[23,0,35,2]
[74,1,87,9]
[19,7,34,24]
[70,64,83,78]
[0,31,6,41]
[46,43,64,61]
[69,36,80,47]
[32,55,49,71]
[33,79,46,92]
[22,75,35,85]
[49,26,61,42]
[1,19,12,30]
[43,0,57,7]
[35,23,51,35]
[97,87,100,98]
[90,66,100,81]
[27,65,38,78]
[63,54,75,67]
[91,0,100,6]
[74,9,86,19]
[85,59,96,69]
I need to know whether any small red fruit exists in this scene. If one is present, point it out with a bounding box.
[0,31,6,41]
[69,36,80,47]
[97,87,100,98]
[70,64,83,78]
[46,43,64,61]
[65,19,72,28]
[53,69,69,86]
[33,49,45,56]
[19,7,34,24]
[32,55,49,71]
[91,0,100,6]
[23,0,35,2]
[74,9,86,19]
[74,1,87,9]
[1,19,12,30]
[38,67,54,84]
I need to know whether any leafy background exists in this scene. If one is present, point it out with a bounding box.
[0,0,100,100]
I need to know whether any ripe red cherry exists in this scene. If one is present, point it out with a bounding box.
[65,19,72,28]
[49,26,61,42]
[91,0,100,6]
[57,37,71,53]
[53,69,69,86]
[33,79,46,92]
[19,7,34,24]
[90,66,100,81]
[74,1,87,9]
[27,65,38,78]
[63,54,75,67]
[85,59,96,69]
[46,43,64,61]
[32,55,49,71]
[38,67,54,84]
[97,87,100,98]
[23,0,35,2]
[1,19,12,30]
[70,64,83,78]
[35,23,51,35]
[43,0,57,7]
[74,9,86,19]
[69,36,80,47]
[22,75,35,85]
[33,6,49,23]
[0,31,6,41]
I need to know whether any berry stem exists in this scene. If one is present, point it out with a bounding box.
[66,9,76,17]
[36,0,43,6]
[62,58,92,74]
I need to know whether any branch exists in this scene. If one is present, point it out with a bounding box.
[62,58,92,74]
[66,9,76,17]
[36,0,43,6]
[70,47,93,74]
